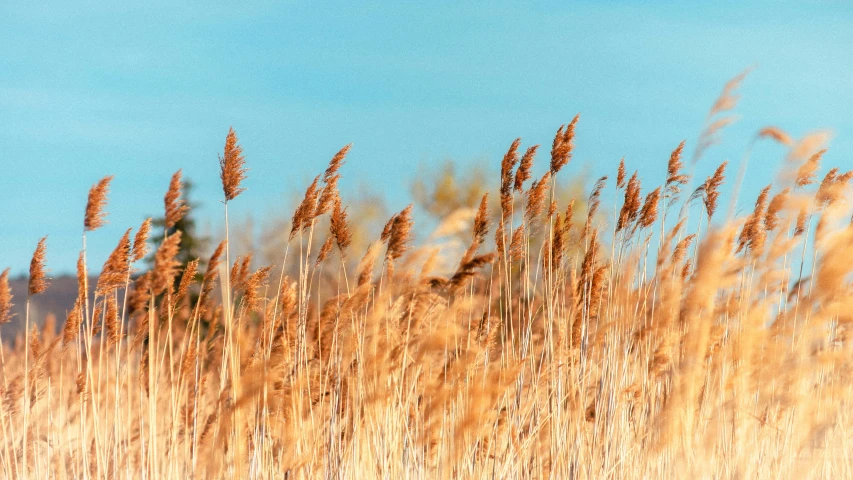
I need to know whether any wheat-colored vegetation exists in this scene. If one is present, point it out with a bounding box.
[3,74,853,479]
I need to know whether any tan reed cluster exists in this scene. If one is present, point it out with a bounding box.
[2,77,853,478]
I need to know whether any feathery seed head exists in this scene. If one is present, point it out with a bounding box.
[796,149,825,188]
[473,193,490,246]
[357,242,380,287]
[500,139,522,219]
[132,218,152,263]
[230,254,252,294]
[386,205,414,264]
[96,228,132,296]
[164,170,189,229]
[737,184,771,254]
[524,172,551,224]
[84,175,114,232]
[549,214,565,272]
[243,266,272,313]
[500,139,521,195]
[758,126,793,146]
[200,240,226,304]
[708,68,751,119]
[330,197,353,254]
[550,115,578,175]
[105,295,119,347]
[219,127,247,202]
[290,175,321,239]
[62,297,83,347]
[152,231,182,295]
[638,187,662,229]
[509,225,525,261]
[563,199,575,238]
[765,188,790,231]
[0,268,12,325]
[76,251,86,301]
[673,234,697,265]
[316,237,335,266]
[703,161,728,220]
[316,145,350,217]
[28,236,49,296]
[617,171,641,232]
[324,144,351,184]
[513,145,538,193]
[665,141,689,200]
[380,213,396,243]
[816,167,844,206]
[583,176,608,239]
[173,259,199,308]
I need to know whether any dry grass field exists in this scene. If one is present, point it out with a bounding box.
[2,74,853,479]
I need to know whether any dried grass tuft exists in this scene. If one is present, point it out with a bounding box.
[28,236,49,296]
[550,114,578,175]
[152,231,182,295]
[514,145,538,192]
[703,161,728,221]
[164,170,189,229]
[132,218,152,263]
[219,127,247,202]
[96,228,131,296]
[0,268,12,325]
[84,176,114,232]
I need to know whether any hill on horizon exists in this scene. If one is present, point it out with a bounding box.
[3,275,93,343]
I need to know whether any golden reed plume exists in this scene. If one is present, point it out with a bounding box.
[583,175,608,238]
[638,187,662,229]
[290,175,320,239]
[550,114,578,175]
[616,157,626,189]
[330,197,352,254]
[95,228,131,296]
[316,144,351,217]
[200,240,226,307]
[702,161,727,221]
[764,188,789,231]
[84,175,113,232]
[499,138,521,219]
[796,149,825,188]
[164,170,189,229]
[173,259,199,308]
[524,172,551,224]
[219,127,247,202]
[230,253,252,293]
[0,268,12,325]
[385,204,414,266]
[152,231,182,295]
[132,218,152,263]
[28,236,49,296]
[757,126,793,146]
[243,266,272,313]
[617,171,641,233]
[514,145,538,192]
[665,141,688,202]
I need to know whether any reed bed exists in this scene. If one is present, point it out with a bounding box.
[2,79,853,479]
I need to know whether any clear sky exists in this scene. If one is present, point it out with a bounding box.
[2,1,852,275]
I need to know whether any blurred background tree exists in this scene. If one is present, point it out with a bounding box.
[412,160,490,220]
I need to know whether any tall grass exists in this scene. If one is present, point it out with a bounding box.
[2,79,853,479]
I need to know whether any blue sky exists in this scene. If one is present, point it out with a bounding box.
[2,1,852,275]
